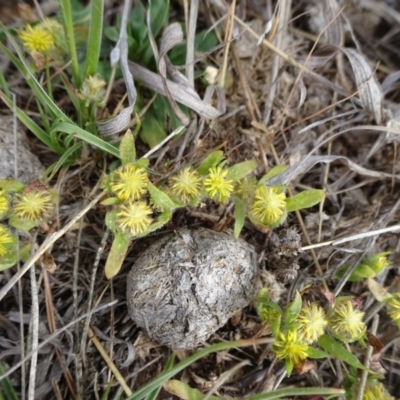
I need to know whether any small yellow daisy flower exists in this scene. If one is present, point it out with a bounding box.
[0,190,10,218]
[19,24,55,54]
[111,164,148,201]
[116,201,152,236]
[385,292,400,329]
[169,168,202,204]
[203,167,233,202]
[273,330,308,365]
[297,302,327,343]
[363,380,394,400]
[329,300,366,342]
[13,188,55,224]
[249,186,286,226]
[0,225,15,257]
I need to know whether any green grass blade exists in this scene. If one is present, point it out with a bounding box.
[52,121,119,157]
[128,340,263,400]
[0,90,62,153]
[249,387,345,400]
[45,142,83,181]
[0,33,72,123]
[84,0,104,78]
[145,354,175,400]
[58,0,81,87]
[0,362,18,400]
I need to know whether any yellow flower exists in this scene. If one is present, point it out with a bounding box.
[363,380,394,400]
[329,300,366,342]
[0,225,15,257]
[0,190,9,218]
[111,164,148,201]
[116,201,152,236]
[297,302,327,343]
[385,292,400,329]
[249,186,286,226]
[13,188,55,224]
[273,330,308,365]
[203,167,233,202]
[80,75,106,105]
[169,168,202,204]
[19,24,55,54]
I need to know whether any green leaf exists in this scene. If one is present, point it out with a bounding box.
[285,189,325,212]
[163,380,220,400]
[285,358,294,376]
[306,346,329,359]
[141,210,172,236]
[197,151,225,175]
[104,26,119,42]
[104,233,130,279]
[226,160,258,182]
[8,216,38,231]
[105,210,117,234]
[317,334,372,372]
[284,291,302,325]
[147,183,177,211]
[233,198,246,238]
[101,197,120,206]
[259,165,288,185]
[140,113,167,148]
[0,179,25,193]
[149,0,170,38]
[367,278,391,303]
[257,287,270,304]
[120,130,136,165]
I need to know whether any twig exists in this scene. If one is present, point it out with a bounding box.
[28,234,39,400]
[185,0,198,87]
[356,314,379,400]
[88,327,132,396]
[0,301,118,380]
[301,224,400,251]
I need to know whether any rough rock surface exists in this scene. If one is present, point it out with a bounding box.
[0,114,45,183]
[127,228,261,349]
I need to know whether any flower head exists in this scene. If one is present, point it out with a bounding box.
[273,330,308,365]
[385,292,400,329]
[115,201,152,236]
[0,190,10,219]
[111,164,148,201]
[235,177,256,201]
[79,75,107,105]
[328,300,366,342]
[19,24,55,54]
[297,302,327,343]
[0,225,15,257]
[363,380,394,400]
[169,168,202,204]
[13,186,56,224]
[203,167,233,202]
[249,186,286,226]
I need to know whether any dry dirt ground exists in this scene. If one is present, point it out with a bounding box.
[1,0,400,399]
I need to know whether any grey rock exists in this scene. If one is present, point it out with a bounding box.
[0,114,45,183]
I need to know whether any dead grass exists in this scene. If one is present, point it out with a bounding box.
[1,0,400,398]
